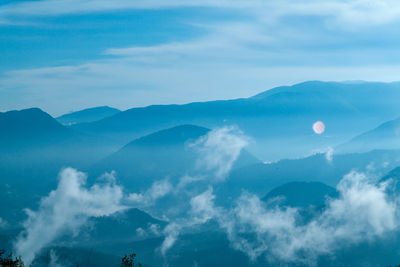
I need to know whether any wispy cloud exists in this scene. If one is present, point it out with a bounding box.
[190,126,249,180]
[189,171,399,263]
[3,1,400,114]
[124,127,249,255]
[128,179,173,206]
[3,0,400,28]
[14,168,126,265]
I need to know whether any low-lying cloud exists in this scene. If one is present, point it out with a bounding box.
[14,125,398,265]
[189,171,399,263]
[14,167,126,265]
[156,127,249,254]
[128,179,173,206]
[191,126,248,180]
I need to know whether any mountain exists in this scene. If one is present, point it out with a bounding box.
[0,109,121,225]
[379,164,400,194]
[72,81,400,161]
[67,208,167,250]
[90,124,260,190]
[56,106,120,125]
[262,181,338,224]
[0,108,72,152]
[219,149,400,200]
[0,208,165,267]
[262,181,338,208]
[0,107,115,166]
[338,117,400,153]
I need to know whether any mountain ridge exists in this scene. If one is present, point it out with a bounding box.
[57,106,120,125]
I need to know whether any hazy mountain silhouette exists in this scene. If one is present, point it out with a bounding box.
[221,149,400,200]
[262,181,338,208]
[72,81,400,160]
[0,109,120,225]
[338,117,400,153]
[261,181,339,224]
[75,208,166,247]
[56,106,120,125]
[90,124,260,190]
[0,108,72,151]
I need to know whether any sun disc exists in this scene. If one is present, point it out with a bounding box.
[313,121,325,134]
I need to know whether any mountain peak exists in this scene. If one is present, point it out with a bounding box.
[0,108,69,149]
[57,106,120,125]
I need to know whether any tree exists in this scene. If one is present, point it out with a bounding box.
[0,250,24,267]
[121,253,142,267]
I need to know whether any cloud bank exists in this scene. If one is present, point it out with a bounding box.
[13,126,400,265]
[14,168,126,265]
[189,171,399,263]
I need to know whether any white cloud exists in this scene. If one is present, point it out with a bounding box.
[189,171,400,263]
[3,0,400,28]
[138,127,248,255]
[190,126,248,180]
[128,127,400,262]
[13,167,126,265]
[325,147,334,163]
[189,187,217,224]
[49,250,65,267]
[160,222,182,256]
[128,179,172,206]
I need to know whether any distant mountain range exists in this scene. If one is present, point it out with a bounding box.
[56,106,120,125]
[219,149,400,200]
[338,117,400,153]
[4,81,400,267]
[6,81,400,161]
[69,81,400,160]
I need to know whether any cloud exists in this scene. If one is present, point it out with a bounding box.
[49,250,66,267]
[148,127,248,255]
[0,217,7,228]
[13,167,126,265]
[128,179,173,206]
[160,222,182,256]
[325,147,334,163]
[159,187,217,256]
[4,1,400,114]
[187,171,399,264]
[3,0,400,28]
[190,126,248,180]
[132,128,398,261]
[0,0,214,17]
[189,187,217,224]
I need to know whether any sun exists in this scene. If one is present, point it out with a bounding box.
[313,121,325,134]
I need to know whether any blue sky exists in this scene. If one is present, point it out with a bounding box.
[2,0,400,115]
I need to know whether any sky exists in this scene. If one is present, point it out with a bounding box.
[2,0,400,115]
